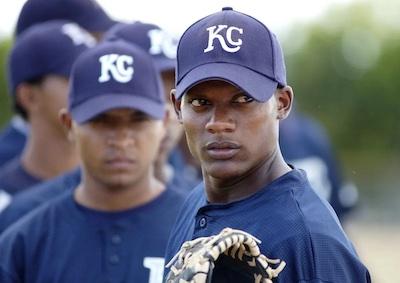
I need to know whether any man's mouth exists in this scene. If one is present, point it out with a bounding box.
[205,141,241,160]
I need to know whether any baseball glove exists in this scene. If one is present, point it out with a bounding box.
[165,227,286,283]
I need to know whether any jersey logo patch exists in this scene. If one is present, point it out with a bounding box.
[204,25,243,53]
[143,257,164,283]
[98,54,134,83]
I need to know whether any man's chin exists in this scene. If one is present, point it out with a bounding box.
[101,176,136,190]
[205,162,243,180]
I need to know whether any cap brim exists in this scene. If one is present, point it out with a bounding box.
[176,63,278,102]
[71,94,165,124]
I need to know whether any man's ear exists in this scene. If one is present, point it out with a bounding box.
[275,86,294,120]
[59,108,75,142]
[170,89,183,123]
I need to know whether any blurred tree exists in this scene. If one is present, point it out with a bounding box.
[0,38,12,128]
[283,2,400,194]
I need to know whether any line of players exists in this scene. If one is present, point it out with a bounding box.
[0,1,365,282]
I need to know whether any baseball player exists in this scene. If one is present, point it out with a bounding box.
[15,0,117,39]
[0,0,116,168]
[163,7,371,282]
[103,21,200,192]
[0,168,81,233]
[280,108,358,221]
[0,21,194,232]
[0,40,186,283]
[0,21,94,199]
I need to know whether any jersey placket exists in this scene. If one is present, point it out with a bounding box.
[103,225,125,282]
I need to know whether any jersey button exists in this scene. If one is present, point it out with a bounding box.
[111,235,122,244]
[109,254,120,264]
[199,217,207,228]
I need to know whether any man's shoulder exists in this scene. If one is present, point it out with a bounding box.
[0,159,41,195]
[0,120,27,168]
[0,171,79,234]
[0,192,72,241]
[175,183,204,215]
[0,159,24,193]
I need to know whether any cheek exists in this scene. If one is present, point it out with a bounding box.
[182,115,204,157]
[244,114,278,151]
[76,130,104,164]
[43,79,69,105]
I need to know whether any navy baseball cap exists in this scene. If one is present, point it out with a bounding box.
[69,40,165,123]
[176,7,287,102]
[16,0,117,36]
[103,21,178,72]
[8,21,95,94]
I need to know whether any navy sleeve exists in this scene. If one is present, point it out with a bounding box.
[0,169,80,234]
[0,228,25,283]
[0,266,19,283]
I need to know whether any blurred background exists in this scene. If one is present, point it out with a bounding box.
[0,0,399,281]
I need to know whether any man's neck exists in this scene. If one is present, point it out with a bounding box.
[204,148,291,204]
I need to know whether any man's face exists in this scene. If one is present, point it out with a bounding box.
[175,80,280,180]
[72,108,164,189]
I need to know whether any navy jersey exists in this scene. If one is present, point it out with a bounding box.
[0,117,28,168]
[0,190,12,214]
[0,165,194,234]
[280,111,355,220]
[168,147,202,193]
[164,169,371,282]
[0,158,41,195]
[0,187,186,283]
[0,168,80,233]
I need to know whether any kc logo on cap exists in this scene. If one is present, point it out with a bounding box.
[204,25,243,53]
[98,54,134,83]
[148,29,177,59]
[175,7,287,102]
[69,41,165,123]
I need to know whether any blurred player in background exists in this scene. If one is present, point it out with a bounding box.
[0,21,94,207]
[0,0,116,168]
[0,21,192,232]
[280,107,359,221]
[103,21,200,191]
[0,40,185,283]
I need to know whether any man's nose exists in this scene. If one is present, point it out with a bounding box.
[106,127,135,147]
[205,107,236,134]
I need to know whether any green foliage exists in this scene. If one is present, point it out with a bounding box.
[283,2,399,191]
[0,38,12,128]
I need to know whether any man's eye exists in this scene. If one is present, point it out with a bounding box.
[234,95,254,103]
[190,98,209,107]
